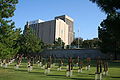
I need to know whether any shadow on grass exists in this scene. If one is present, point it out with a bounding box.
[108,62,120,68]
[32,67,40,69]
[47,74,66,79]
[51,69,58,71]
[17,69,27,72]
[71,78,94,80]
[111,77,120,78]
[62,68,67,69]
[47,74,64,77]
[29,71,43,75]
[89,74,95,75]
[4,67,14,70]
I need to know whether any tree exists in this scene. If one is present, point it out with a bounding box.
[92,38,100,48]
[71,37,83,48]
[0,0,21,60]
[18,26,43,56]
[90,0,120,59]
[90,0,120,14]
[82,38,100,48]
[98,26,115,53]
[98,15,120,59]
[82,40,93,48]
[54,37,65,49]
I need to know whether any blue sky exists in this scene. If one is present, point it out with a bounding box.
[12,0,106,40]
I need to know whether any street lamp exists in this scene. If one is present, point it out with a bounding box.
[78,29,80,49]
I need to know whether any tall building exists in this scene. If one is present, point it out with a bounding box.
[24,15,74,45]
[55,15,74,45]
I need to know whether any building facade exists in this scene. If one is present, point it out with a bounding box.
[24,15,74,45]
[55,15,74,45]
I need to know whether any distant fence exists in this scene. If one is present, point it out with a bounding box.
[40,49,107,59]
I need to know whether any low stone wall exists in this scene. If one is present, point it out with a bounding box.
[40,49,107,59]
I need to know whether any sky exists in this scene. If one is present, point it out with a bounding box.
[12,0,106,40]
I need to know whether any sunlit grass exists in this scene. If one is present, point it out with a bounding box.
[0,61,120,80]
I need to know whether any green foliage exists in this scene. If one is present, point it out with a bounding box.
[82,38,100,48]
[18,27,43,56]
[0,0,20,59]
[71,38,100,49]
[82,40,92,48]
[0,20,21,59]
[90,0,120,14]
[0,0,18,18]
[54,37,65,49]
[90,0,120,59]
[98,14,120,53]
[71,37,83,48]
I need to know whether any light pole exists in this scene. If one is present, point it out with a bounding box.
[78,29,80,49]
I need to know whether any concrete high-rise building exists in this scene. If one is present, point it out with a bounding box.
[24,15,74,45]
[55,15,74,45]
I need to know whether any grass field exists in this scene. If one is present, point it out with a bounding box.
[0,60,120,80]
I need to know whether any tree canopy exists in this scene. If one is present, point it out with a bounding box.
[90,0,120,59]
[0,0,21,59]
[90,0,120,14]
[18,26,43,56]
[54,37,65,49]
[71,37,83,48]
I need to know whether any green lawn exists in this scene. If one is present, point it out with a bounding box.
[0,61,120,80]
